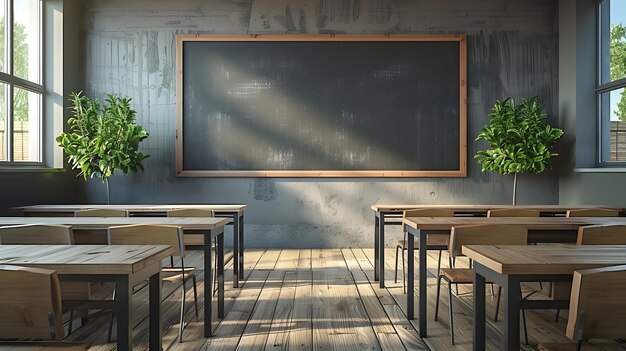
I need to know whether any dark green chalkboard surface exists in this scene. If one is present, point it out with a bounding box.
[176,35,466,177]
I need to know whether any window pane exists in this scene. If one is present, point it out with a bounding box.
[600,0,626,84]
[13,86,40,161]
[13,0,40,83]
[0,0,5,74]
[0,83,5,161]
[601,87,626,161]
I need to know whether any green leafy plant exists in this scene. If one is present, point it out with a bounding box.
[56,92,149,204]
[475,97,563,205]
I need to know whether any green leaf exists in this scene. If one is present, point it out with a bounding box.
[475,96,563,177]
[56,91,150,182]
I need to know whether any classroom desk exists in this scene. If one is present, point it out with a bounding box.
[463,244,626,351]
[401,216,626,338]
[0,245,172,351]
[371,204,624,288]
[0,216,228,339]
[13,204,247,288]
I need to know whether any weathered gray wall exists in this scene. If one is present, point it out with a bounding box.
[82,0,560,248]
[558,0,626,208]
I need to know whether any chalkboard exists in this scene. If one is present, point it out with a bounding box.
[176,35,466,177]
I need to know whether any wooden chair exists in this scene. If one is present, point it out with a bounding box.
[74,209,128,217]
[107,224,197,343]
[167,209,215,246]
[566,208,620,217]
[488,208,543,292]
[487,208,541,217]
[0,224,89,334]
[0,224,74,245]
[434,224,528,345]
[576,224,626,245]
[73,209,128,244]
[0,265,64,340]
[396,209,455,294]
[538,265,626,351]
[167,209,220,297]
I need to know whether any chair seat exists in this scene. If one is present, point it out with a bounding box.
[397,234,449,248]
[440,268,474,283]
[538,343,606,351]
[162,267,196,283]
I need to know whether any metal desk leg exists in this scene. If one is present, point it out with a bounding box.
[473,269,486,351]
[149,271,162,351]
[238,213,244,280]
[407,231,415,320]
[374,212,380,282]
[217,230,225,318]
[379,212,386,288]
[115,275,132,351]
[204,229,213,338]
[418,229,428,336]
[504,274,522,351]
[232,212,240,288]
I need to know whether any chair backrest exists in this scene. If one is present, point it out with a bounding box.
[0,224,74,245]
[576,225,626,245]
[403,209,455,218]
[487,208,540,217]
[449,224,528,258]
[167,209,214,217]
[566,265,626,341]
[75,209,128,217]
[566,208,620,217]
[108,224,185,257]
[0,265,63,340]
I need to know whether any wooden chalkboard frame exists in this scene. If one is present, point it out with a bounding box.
[176,34,467,178]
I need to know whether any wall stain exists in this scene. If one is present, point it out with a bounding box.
[145,31,160,74]
[254,179,278,202]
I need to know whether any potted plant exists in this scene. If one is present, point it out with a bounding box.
[56,92,149,204]
[475,97,563,205]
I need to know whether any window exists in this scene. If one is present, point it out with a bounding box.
[598,0,626,163]
[0,0,42,163]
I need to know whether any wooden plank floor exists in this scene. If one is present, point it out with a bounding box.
[65,248,626,351]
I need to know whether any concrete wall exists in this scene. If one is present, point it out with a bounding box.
[82,0,560,248]
[0,0,85,215]
[558,0,626,207]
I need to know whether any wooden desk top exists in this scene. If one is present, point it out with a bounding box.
[0,217,231,231]
[372,204,623,213]
[13,204,248,213]
[0,245,172,275]
[402,216,626,230]
[462,244,626,275]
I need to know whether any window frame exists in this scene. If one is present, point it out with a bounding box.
[0,0,44,166]
[597,0,626,166]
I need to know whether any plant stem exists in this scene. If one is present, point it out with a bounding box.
[512,173,517,206]
[105,178,110,205]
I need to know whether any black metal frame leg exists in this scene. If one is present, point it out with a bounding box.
[231,212,239,288]
[407,230,415,320]
[149,271,162,351]
[378,212,386,288]
[115,276,131,351]
[473,268,486,351]
[503,275,522,351]
[238,213,244,281]
[217,230,225,318]
[418,229,428,336]
[204,228,213,337]
[374,212,380,282]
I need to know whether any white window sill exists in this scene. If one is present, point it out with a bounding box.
[0,166,65,173]
[574,168,626,173]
